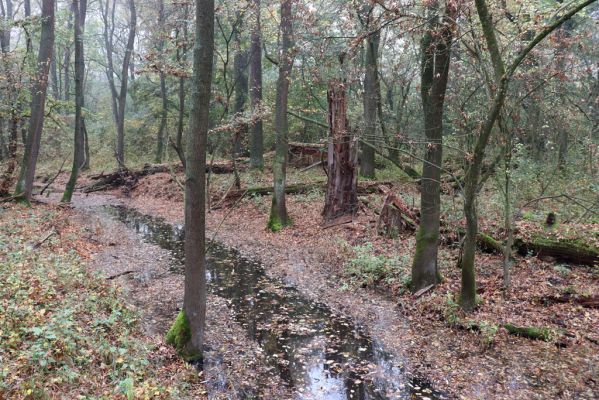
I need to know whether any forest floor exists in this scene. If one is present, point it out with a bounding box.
[25,163,599,399]
[0,203,206,399]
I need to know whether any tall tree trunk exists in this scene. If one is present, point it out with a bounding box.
[323,79,358,221]
[102,0,136,168]
[14,0,55,202]
[61,0,86,203]
[360,24,379,179]
[82,118,90,170]
[63,6,73,102]
[268,0,294,231]
[232,11,248,157]
[411,0,455,292]
[155,71,167,163]
[155,0,167,163]
[167,0,214,362]
[249,0,263,169]
[174,3,188,159]
[116,0,136,167]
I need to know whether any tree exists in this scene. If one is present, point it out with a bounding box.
[359,5,379,179]
[411,0,457,292]
[232,10,249,158]
[268,0,294,231]
[101,0,136,168]
[14,0,55,203]
[62,0,87,203]
[154,0,168,164]
[165,0,214,361]
[249,0,263,170]
[459,0,596,311]
[323,78,358,221]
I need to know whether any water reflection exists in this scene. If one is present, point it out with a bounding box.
[105,206,445,400]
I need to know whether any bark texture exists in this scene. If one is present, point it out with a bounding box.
[269,0,294,231]
[360,12,379,179]
[14,0,55,202]
[323,79,358,222]
[177,0,215,361]
[411,0,456,292]
[249,0,263,169]
[62,0,87,203]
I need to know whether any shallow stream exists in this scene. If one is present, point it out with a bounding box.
[105,205,444,400]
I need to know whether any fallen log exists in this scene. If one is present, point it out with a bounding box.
[538,293,599,309]
[514,236,598,266]
[503,323,554,341]
[219,181,392,205]
[84,161,245,193]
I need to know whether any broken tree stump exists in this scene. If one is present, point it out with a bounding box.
[376,191,419,237]
[323,79,358,222]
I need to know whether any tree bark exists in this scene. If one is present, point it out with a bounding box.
[174,3,189,162]
[249,0,263,169]
[323,79,358,221]
[360,12,379,179]
[232,11,249,158]
[411,0,456,292]
[268,0,294,231]
[14,0,55,202]
[63,6,73,102]
[170,0,214,362]
[155,0,167,163]
[61,0,87,203]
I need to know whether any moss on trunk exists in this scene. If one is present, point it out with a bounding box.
[166,310,202,362]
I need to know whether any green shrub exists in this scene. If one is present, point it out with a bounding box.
[345,243,410,287]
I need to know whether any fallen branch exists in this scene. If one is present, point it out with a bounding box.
[40,158,67,196]
[106,270,137,280]
[32,229,57,249]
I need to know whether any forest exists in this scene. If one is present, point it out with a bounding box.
[0,0,598,398]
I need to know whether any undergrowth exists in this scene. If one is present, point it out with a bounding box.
[344,243,411,290]
[0,205,204,399]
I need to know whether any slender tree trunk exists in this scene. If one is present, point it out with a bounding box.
[249,0,263,169]
[268,0,294,231]
[169,0,214,362]
[14,0,55,202]
[61,0,86,203]
[82,118,90,170]
[101,0,135,168]
[232,11,248,157]
[115,0,136,167]
[411,0,456,291]
[460,0,594,311]
[323,79,358,221]
[155,0,167,163]
[175,3,188,158]
[155,71,167,163]
[63,6,73,102]
[360,26,379,179]
[50,49,59,99]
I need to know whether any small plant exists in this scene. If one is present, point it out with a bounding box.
[345,243,409,287]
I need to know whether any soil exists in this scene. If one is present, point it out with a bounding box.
[37,170,599,399]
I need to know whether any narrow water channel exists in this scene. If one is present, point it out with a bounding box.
[105,206,445,400]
